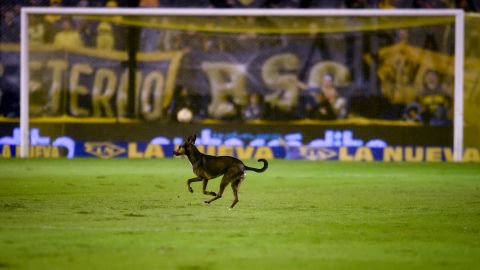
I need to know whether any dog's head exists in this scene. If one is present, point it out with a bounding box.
[173,134,196,156]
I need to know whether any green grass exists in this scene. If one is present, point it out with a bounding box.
[0,159,479,270]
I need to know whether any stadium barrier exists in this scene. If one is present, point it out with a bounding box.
[1,126,478,161]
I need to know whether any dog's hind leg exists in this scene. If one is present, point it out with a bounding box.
[230,181,240,208]
[187,177,202,193]
[202,179,217,196]
[230,173,245,208]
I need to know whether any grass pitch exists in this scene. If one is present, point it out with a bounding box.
[0,159,479,270]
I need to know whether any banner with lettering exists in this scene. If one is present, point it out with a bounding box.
[2,142,479,162]
[26,46,183,120]
[1,126,478,161]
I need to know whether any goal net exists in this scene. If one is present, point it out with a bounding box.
[464,13,480,151]
[15,8,468,161]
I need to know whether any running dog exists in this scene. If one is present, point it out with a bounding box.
[173,134,268,208]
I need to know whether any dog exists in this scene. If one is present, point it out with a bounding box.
[173,134,268,208]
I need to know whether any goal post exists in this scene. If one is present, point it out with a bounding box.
[454,10,465,162]
[19,7,465,160]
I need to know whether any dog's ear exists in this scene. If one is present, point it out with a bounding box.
[189,134,197,144]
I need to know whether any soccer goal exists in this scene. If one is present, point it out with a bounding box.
[19,7,465,161]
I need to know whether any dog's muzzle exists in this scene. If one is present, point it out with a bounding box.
[173,148,184,156]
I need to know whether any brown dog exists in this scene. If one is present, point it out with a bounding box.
[174,134,268,208]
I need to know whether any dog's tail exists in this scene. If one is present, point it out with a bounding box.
[245,159,268,173]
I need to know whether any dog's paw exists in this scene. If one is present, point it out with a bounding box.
[209,192,217,196]
[188,187,193,193]
[204,201,210,204]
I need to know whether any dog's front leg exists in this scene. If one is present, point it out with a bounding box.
[205,178,229,205]
[202,179,217,196]
[187,177,202,193]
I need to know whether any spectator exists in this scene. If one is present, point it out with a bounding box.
[96,22,114,50]
[242,93,265,121]
[139,0,160,7]
[139,0,162,52]
[75,0,89,7]
[106,0,120,11]
[28,16,45,45]
[345,0,373,8]
[103,0,126,50]
[308,0,345,8]
[53,18,84,48]
[43,0,63,42]
[378,0,396,8]
[161,0,210,7]
[457,0,477,11]
[402,101,422,123]
[420,69,447,96]
[168,85,194,122]
[296,81,319,119]
[27,0,48,6]
[0,66,20,117]
[414,0,451,8]
[430,103,450,126]
[1,11,20,43]
[378,0,418,8]
[311,91,336,120]
[74,0,96,47]
[0,85,20,117]
[190,92,209,120]
[417,70,451,125]
[320,74,348,119]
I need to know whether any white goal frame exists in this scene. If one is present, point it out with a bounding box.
[19,8,465,161]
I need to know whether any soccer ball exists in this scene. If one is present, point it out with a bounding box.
[177,108,193,123]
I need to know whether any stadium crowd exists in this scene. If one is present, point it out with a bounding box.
[0,0,477,125]
[1,0,478,43]
[1,0,479,10]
